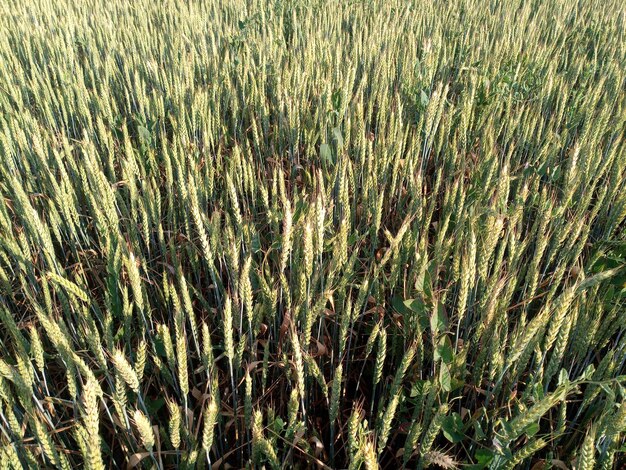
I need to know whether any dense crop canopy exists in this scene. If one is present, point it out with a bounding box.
[0,0,625,468]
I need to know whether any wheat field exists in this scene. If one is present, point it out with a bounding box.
[0,0,625,468]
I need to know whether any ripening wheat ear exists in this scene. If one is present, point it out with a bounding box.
[135,339,147,383]
[362,439,379,470]
[303,221,314,280]
[239,255,254,335]
[133,409,155,450]
[576,425,597,470]
[123,253,145,314]
[223,296,235,363]
[33,419,68,469]
[416,406,446,465]
[245,368,253,427]
[202,400,218,459]
[291,328,306,406]
[378,344,417,453]
[373,329,387,386]
[329,362,343,424]
[112,349,140,394]
[47,272,89,302]
[201,321,216,385]
[171,288,189,400]
[251,408,280,469]
[281,199,293,273]
[29,325,45,372]
[81,377,105,470]
[424,450,459,470]
[166,397,181,448]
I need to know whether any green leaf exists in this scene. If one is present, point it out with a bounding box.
[251,232,262,253]
[414,265,426,292]
[137,125,151,146]
[591,255,622,273]
[442,413,464,443]
[320,143,333,163]
[434,335,454,364]
[410,380,428,398]
[532,382,545,400]
[404,298,426,315]
[524,422,540,437]
[599,382,615,399]
[430,302,447,336]
[391,295,410,315]
[331,89,342,111]
[499,418,514,439]
[439,362,452,392]
[612,242,626,259]
[581,364,595,380]
[273,417,285,431]
[332,127,344,148]
[453,344,468,374]
[450,377,465,392]
[473,420,486,440]
[153,336,166,357]
[392,296,429,329]
[474,448,494,467]
[145,397,165,415]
